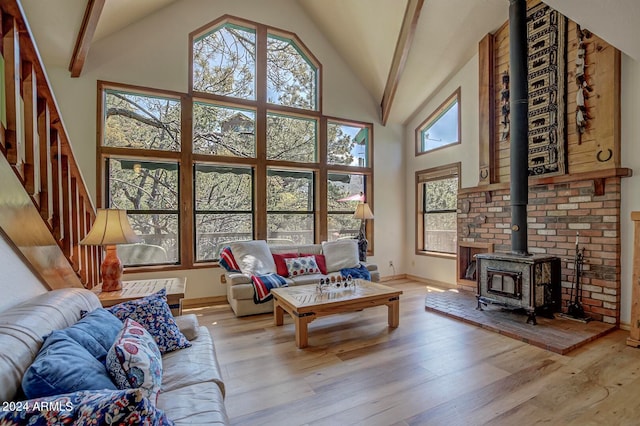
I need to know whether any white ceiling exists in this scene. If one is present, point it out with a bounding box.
[19,0,640,126]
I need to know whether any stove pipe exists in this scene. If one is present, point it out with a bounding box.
[509,0,529,256]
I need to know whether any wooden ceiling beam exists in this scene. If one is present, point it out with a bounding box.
[380,0,424,125]
[68,0,105,78]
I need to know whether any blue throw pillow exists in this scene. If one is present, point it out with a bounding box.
[0,389,174,425]
[22,333,117,399]
[108,288,191,354]
[57,308,123,364]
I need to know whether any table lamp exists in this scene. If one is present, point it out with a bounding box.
[80,209,141,292]
[353,202,374,261]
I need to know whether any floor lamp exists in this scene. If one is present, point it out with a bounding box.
[80,209,141,292]
[354,203,374,261]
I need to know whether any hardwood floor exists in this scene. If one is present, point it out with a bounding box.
[189,278,640,425]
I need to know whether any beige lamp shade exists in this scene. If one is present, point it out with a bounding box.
[80,209,141,246]
[353,203,374,220]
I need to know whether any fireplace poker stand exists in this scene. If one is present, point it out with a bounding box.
[561,244,591,323]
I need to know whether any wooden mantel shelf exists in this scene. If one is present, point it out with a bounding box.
[459,168,632,197]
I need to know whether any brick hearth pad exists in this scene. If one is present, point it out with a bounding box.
[425,288,616,354]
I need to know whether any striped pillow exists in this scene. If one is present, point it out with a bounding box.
[219,246,240,272]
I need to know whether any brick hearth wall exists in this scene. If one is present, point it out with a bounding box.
[458,177,621,324]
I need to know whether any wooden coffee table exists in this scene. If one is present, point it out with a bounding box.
[271,280,403,348]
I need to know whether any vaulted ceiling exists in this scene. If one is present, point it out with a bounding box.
[19,0,640,126]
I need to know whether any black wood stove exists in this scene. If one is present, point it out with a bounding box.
[475,0,561,324]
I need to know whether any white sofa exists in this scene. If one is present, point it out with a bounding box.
[0,288,229,425]
[225,240,380,316]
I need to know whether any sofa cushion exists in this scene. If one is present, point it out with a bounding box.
[0,389,173,425]
[285,256,321,277]
[108,289,191,354]
[107,318,163,404]
[161,325,225,397]
[230,240,277,275]
[322,240,360,272]
[272,252,298,277]
[22,332,117,399]
[58,308,123,363]
[0,288,103,403]
[159,381,228,425]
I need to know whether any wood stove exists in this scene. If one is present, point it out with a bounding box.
[476,253,560,324]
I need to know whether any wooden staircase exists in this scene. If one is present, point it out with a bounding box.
[0,1,100,290]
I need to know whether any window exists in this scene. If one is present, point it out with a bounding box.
[327,173,366,241]
[106,158,180,265]
[266,33,318,110]
[194,164,253,261]
[416,88,460,154]
[192,23,256,100]
[416,163,460,255]
[327,121,369,167]
[193,103,256,157]
[98,16,372,268]
[267,169,314,244]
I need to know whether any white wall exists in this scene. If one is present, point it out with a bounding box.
[0,232,47,312]
[403,54,480,284]
[42,0,404,300]
[620,53,640,325]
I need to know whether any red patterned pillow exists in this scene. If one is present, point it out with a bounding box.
[272,253,298,277]
[301,253,327,275]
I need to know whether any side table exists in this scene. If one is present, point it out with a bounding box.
[93,277,186,316]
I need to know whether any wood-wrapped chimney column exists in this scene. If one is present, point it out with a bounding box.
[509,0,529,255]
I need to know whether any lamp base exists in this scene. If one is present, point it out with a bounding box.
[101,245,123,292]
[357,234,368,262]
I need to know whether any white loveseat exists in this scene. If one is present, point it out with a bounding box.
[224,240,380,316]
[0,288,229,425]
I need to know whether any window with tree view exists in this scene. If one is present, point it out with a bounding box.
[98,15,372,267]
[417,164,459,255]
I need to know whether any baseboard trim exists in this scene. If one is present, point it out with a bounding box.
[405,274,458,290]
[182,296,227,309]
[379,274,408,282]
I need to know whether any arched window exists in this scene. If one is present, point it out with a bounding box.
[98,16,372,267]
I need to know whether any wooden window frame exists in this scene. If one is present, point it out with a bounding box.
[415,87,461,156]
[415,162,460,258]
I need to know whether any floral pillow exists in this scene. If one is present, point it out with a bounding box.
[0,389,174,425]
[107,318,162,405]
[285,256,320,277]
[108,288,191,354]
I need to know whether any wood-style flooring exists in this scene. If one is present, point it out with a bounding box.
[188,278,640,426]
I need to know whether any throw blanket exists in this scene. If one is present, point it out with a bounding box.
[340,264,371,281]
[251,273,287,303]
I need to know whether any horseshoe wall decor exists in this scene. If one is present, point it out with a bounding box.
[480,169,489,180]
[596,149,612,162]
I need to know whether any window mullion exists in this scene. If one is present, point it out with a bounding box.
[179,95,193,267]
[255,24,268,240]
